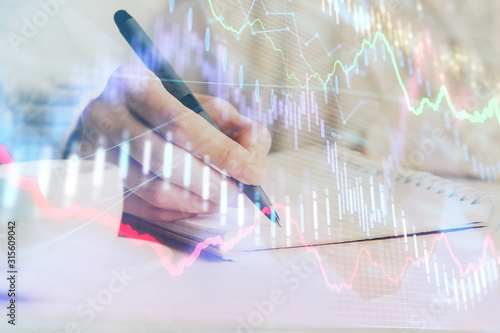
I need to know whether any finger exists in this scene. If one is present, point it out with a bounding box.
[123,192,198,222]
[79,96,126,159]
[100,107,237,201]
[78,137,97,158]
[194,94,272,159]
[79,101,116,159]
[113,66,265,185]
[118,152,220,214]
[104,140,240,210]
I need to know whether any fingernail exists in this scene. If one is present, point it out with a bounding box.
[258,127,270,144]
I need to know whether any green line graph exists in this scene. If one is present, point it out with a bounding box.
[207,0,500,125]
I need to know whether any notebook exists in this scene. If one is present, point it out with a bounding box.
[120,145,498,259]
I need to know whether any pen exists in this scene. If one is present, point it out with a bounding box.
[114,10,281,226]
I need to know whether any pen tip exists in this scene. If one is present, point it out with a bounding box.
[264,209,281,227]
[274,214,281,227]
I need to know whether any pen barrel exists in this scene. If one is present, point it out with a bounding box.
[115,11,279,225]
[117,17,192,101]
[117,16,220,130]
[178,94,220,129]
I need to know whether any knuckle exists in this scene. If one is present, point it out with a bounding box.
[214,146,233,170]
[215,146,246,177]
[110,66,156,105]
[85,128,103,144]
[208,96,237,120]
[175,113,195,135]
[99,117,116,135]
[110,65,145,83]
[155,94,175,119]
[128,81,151,106]
[111,65,134,78]
[81,101,116,141]
[83,100,107,127]
[108,66,135,95]
[78,139,94,157]
[214,96,233,110]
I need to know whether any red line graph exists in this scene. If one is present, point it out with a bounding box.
[1,144,498,292]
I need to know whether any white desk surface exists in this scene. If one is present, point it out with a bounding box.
[0,157,499,333]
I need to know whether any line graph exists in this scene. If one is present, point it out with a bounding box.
[205,0,500,125]
[1,143,499,294]
[335,97,380,124]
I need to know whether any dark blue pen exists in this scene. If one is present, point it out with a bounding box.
[114,10,280,226]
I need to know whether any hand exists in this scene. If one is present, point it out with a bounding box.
[79,66,271,222]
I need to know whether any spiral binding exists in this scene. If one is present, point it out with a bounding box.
[340,157,499,230]
[392,168,500,231]
[393,169,487,205]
